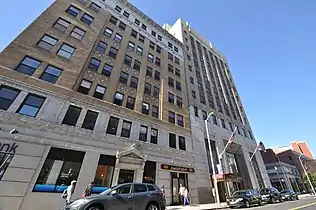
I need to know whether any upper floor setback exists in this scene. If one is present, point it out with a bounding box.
[92,0,184,59]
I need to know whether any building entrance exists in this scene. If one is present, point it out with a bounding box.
[118,169,134,184]
[170,172,188,205]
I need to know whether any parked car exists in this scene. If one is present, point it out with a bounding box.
[65,182,165,210]
[281,190,299,201]
[260,187,283,204]
[227,189,263,208]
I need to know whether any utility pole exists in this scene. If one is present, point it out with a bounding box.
[299,154,315,195]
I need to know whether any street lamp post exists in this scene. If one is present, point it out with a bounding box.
[205,112,220,206]
[275,153,291,190]
[298,154,315,195]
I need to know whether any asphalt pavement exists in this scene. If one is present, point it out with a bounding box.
[232,197,316,210]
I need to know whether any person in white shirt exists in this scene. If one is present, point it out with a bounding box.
[183,187,190,206]
[179,184,185,206]
[61,180,76,209]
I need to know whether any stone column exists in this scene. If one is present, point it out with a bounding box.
[111,157,120,187]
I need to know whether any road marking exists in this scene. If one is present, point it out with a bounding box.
[289,201,316,210]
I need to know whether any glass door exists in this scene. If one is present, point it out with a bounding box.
[118,169,134,184]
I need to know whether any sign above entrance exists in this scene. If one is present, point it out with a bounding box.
[0,142,19,154]
[160,164,195,173]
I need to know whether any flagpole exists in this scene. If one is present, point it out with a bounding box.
[220,126,237,158]
[249,145,259,161]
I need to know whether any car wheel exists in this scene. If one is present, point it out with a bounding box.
[270,197,276,204]
[146,203,159,210]
[245,201,250,208]
[258,199,263,206]
[279,197,283,202]
[86,205,103,210]
[296,196,299,200]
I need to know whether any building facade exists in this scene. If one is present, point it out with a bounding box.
[164,18,271,203]
[0,0,197,209]
[291,141,314,159]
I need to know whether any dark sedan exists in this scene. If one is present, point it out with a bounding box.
[281,190,299,201]
[227,189,263,208]
[260,187,283,204]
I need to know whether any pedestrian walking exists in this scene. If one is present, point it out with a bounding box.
[179,184,185,206]
[82,181,94,198]
[183,187,190,206]
[161,185,166,204]
[61,180,76,209]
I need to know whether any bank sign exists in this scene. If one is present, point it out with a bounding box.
[161,164,195,173]
[0,142,19,154]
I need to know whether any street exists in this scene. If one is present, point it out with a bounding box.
[228,197,316,210]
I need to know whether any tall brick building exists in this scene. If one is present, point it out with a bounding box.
[0,0,269,209]
[291,141,314,159]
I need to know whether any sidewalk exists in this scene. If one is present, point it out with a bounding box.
[166,203,228,210]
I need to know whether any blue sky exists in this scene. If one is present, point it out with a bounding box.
[0,0,315,156]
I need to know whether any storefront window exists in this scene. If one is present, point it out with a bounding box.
[0,152,14,180]
[33,147,85,193]
[143,161,156,184]
[93,155,116,193]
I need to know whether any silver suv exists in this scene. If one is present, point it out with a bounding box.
[65,182,166,210]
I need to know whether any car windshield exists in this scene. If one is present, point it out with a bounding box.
[100,186,116,195]
[260,189,269,194]
[232,191,246,196]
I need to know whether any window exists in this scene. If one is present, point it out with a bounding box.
[113,92,124,106]
[139,125,148,141]
[141,23,147,30]
[177,114,184,127]
[96,41,107,53]
[15,56,41,76]
[119,21,126,31]
[123,11,130,18]
[168,42,173,49]
[66,5,81,17]
[139,34,145,42]
[126,96,135,110]
[176,81,182,91]
[121,121,132,138]
[168,64,174,73]
[104,28,113,37]
[82,110,98,130]
[151,30,156,37]
[124,55,132,66]
[0,86,20,110]
[37,34,58,51]
[174,46,179,53]
[88,58,101,70]
[212,115,218,125]
[187,55,191,61]
[106,116,119,135]
[70,27,86,40]
[115,5,122,12]
[77,79,91,94]
[89,2,101,12]
[119,72,129,84]
[108,47,118,59]
[156,45,161,54]
[102,63,113,76]
[188,65,192,72]
[81,13,94,25]
[114,33,123,42]
[155,57,161,66]
[144,83,152,94]
[176,96,182,107]
[146,66,153,77]
[193,106,198,117]
[221,118,227,129]
[169,133,176,149]
[133,60,141,70]
[190,77,194,84]
[154,71,160,81]
[147,54,154,63]
[229,122,234,132]
[243,128,248,138]
[150,129,158,144]
[33,147,85,192]
[128,41,135,51]
[57,43,75,59]
[168,77,174,87]
[134,19,140,25]
[93,85,106,99]
[175,57,180,64]
[202,110,207,120]
[179,136,186,150]
[94,154,115,191]
[158,35,162,41]
[168,52,173,61]
[109,16,118,25]
[149,41,155,50]
[248,131,254,140]
[175,68,181,77]
[169,111,175,124]
[127,76,137,89]
[192,90,196,99]
[40,65,62,84]
[153,87,159,98]
[0,152,14,180]
[54,18,70,32]
[62,105,82,126]
[152,105,158,118]
[142,102,150,115]
[131,30,137,38]
[134,184,147,193]
[136,46,143,56]
[168,93,174,104]
[17,94,45,117]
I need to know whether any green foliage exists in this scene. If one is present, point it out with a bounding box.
[303,173,316,186]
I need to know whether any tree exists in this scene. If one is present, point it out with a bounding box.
[303,173,316,189]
